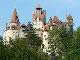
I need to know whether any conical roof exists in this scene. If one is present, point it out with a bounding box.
[37,4,41,8]
[67,15,73,20]
[36,4,42,10]
[52,16,62,24]
[11,8,20,24]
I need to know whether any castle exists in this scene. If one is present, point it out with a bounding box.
[3,4,73,53]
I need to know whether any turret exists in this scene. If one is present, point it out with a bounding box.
[7,8,20,30]
[65,15,73,33]
[3,9,20,45]
[11,8,19,23]
[66,15,73,25]
[32,4,46,30]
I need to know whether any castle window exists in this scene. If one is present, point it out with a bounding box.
[44,35,46,37]
[39,28,40,30]
[39,18,41,20]
[22,30,26,32]
[35,18,37,20]
[48,42,50,44]
[34,28,36,30]
[7,26,10,30]
[11,25,15,30]
[41,33,43,36]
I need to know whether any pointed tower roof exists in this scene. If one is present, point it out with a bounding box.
[67,15,73,20]
[37,4,41,8]
[53,16,60,22]
[52,16,62,24]
[36,4,42,10]
[11,8,20,24]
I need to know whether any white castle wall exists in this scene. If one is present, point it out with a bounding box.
[33,18,44,30]
[3,30,19,44]
[42,31,49,53]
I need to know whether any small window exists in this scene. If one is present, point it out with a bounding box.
[39,28,40,30]
[34,28,36,30]
[22,30,26,32]
[7,26,10,29]
[11,25,15,30]
[41,33,43,36]
[35,18,37,20]
[48,42,50,44]
[44,35,46,37]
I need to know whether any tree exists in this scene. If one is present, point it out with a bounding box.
[64,27,80,60]
[0,36,3,42]
[25,22,42,50]
[48,27,73,60]
[8,38,50,60]
[0,22,50,60]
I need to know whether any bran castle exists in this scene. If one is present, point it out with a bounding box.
[3,4,73,53]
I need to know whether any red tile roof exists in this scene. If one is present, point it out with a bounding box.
[37,4,41,8]
[67,15,73,20]
[52,16,62,24]
[11,8,20,24]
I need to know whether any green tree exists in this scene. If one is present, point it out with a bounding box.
[48,27,73,60]
[0,36,3,42]
[64,27,80,60]
[25,22,42,50]
[0,22,50,60]
[8,38,50,60]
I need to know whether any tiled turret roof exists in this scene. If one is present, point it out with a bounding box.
[52,16,62,24]
[11,8,20,24]
[67,15,73,20]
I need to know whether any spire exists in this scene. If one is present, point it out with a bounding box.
[11,8,20,24]
[52,16,62,24]
[37,4,41,8]
[53,16,60,22]
[36,4,42,10]
[67,15,73,20]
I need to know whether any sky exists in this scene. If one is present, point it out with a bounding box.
[0,0,80,36]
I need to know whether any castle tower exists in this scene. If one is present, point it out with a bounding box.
[65,15,73,32]
[48,16,63,30]
[32,4,46,31]
[3,9,21,45]
[10,8,20,29]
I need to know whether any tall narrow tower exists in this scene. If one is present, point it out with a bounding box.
[32,4,46,30]
[65,15,73,32]
[3,8,20,44]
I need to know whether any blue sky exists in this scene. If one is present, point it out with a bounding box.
[0,0,80,36]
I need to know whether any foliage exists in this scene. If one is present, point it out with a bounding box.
[48,27,74,60]
[1,22,80,60]
[0,36,3,41]
[48,27,80,60]
[0,22,50,60]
